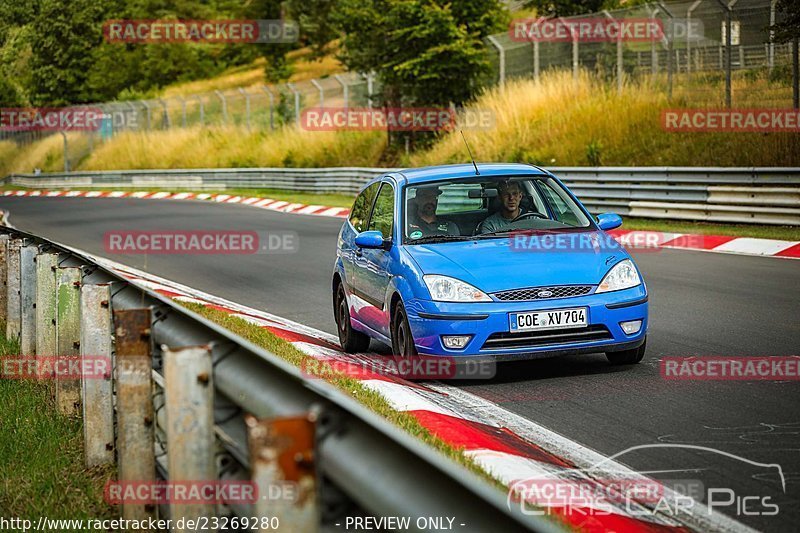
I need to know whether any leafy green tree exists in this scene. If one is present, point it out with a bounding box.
[333,0,505,107]
[28,0,109,105]
[771,0,800,43]
[0,77,23,106]
[521,0,650,18]
[287,0,340,59]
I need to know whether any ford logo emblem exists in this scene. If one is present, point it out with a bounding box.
[537,290,553,298]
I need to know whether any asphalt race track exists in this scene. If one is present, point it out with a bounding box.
[2,195,798,532]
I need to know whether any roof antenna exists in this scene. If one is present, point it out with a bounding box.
[460,130,480,175]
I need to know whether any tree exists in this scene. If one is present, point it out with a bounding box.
[0,77,22,106]
[242,0,298,82]
[333,0,505,107]
[287,0,340,59]
[28,0,109,105]
[770,0,800,44]
[521,0,607,18]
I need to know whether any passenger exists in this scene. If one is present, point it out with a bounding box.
[408,185,460,238]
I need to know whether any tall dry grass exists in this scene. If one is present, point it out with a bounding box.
[0,141,18,176]
[2,70,797,177]
[0,133,89,175]
[409,70,800,167]
[81,125,386,170]
[162,46,343,97]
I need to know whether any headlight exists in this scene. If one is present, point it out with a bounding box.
[595,259,641,293]
[423,275,491,302]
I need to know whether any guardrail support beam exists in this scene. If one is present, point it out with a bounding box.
[6,238,22,342]
[0,234,9,326]
[35,252,58,399]
[247,413,319,532]
[81,283,114,466]
[56,266,82,416]
[20,243,38,355]
[163,344,216,526]
[114,308,157,522]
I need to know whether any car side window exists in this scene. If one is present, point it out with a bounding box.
[538,179,582,226]
[349,182,380,232]
[368,183,395,239]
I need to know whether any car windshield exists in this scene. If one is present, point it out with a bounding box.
[403,175,592,243]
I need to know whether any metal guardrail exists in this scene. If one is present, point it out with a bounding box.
[0,226,555,532]
[4,166,800,225]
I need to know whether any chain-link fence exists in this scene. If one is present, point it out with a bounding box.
[491,0,796,107]
[1,0,796,171]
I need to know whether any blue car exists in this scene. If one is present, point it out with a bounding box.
[332,163,647,365]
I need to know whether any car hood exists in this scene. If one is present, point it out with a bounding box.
[404,231,626,294]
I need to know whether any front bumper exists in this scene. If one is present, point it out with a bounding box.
[404,285,648,358]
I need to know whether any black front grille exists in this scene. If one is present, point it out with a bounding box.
[482,325,612,350]
[492,285,593,301]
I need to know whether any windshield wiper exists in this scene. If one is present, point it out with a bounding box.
[406,235,472,244]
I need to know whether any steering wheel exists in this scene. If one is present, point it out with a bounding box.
[512,211,548,222]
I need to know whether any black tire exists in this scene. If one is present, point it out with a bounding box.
[391,300,418,358]
[334,282,370,353]
[606,337,646,365]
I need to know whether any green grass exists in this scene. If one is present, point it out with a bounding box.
[621,216,800,241]
[0,331,115,521]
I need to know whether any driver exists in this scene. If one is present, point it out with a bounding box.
[408,185,460,237]
[477,180,526,234]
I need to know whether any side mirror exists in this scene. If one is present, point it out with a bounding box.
[596,213,623,231]
[355,230,387,249]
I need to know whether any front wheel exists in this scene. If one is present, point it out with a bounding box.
[335,283,370,353]
[606,337,646,365]
[391,300,417,357]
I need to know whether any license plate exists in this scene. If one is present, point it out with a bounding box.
[509,307,587,332]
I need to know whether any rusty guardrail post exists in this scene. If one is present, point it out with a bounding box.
[35,253,58,362]
[56,266,82,415]
[6,238,22,341]
[20,243,38,355]
[0,234,9,325]
[114,308,156,522]
[246,413,319,532]
[163,344,216,528]
[81,283,114,466]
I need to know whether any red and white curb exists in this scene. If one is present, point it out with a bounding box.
[57,249,751,533]
[0,189,351,219]
[3,189,799,260]
[607,230,800,259]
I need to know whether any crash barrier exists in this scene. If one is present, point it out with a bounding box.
[0,227,555,532]
[5,166,800,225]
